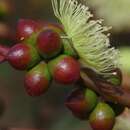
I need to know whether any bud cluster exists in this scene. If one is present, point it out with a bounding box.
[6,19,80,96]
[0,19,123,130]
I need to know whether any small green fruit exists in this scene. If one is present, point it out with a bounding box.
[89,102,115,130]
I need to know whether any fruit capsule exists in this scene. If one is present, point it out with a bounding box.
[89,102,115,130]
[48,55,80,84]
[24,62,51,96]
[7,43,40,70]
[36,30,62,59]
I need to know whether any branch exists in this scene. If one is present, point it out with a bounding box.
[80,67,130,107]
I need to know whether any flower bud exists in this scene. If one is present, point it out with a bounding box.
[48,55,80,84]
[7,43,40,70]
[36,30,62,59]
[24,62,51,96]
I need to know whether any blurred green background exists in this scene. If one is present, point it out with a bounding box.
[0,0,130,129]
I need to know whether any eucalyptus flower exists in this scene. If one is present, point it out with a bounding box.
[51,0,119,76]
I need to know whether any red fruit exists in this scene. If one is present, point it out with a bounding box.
[48,55,80,84]
[24,62,51,96]
[7,43,40,70]
[89,102,115,130]
[37,30,62,59]
[16,19,42,41]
